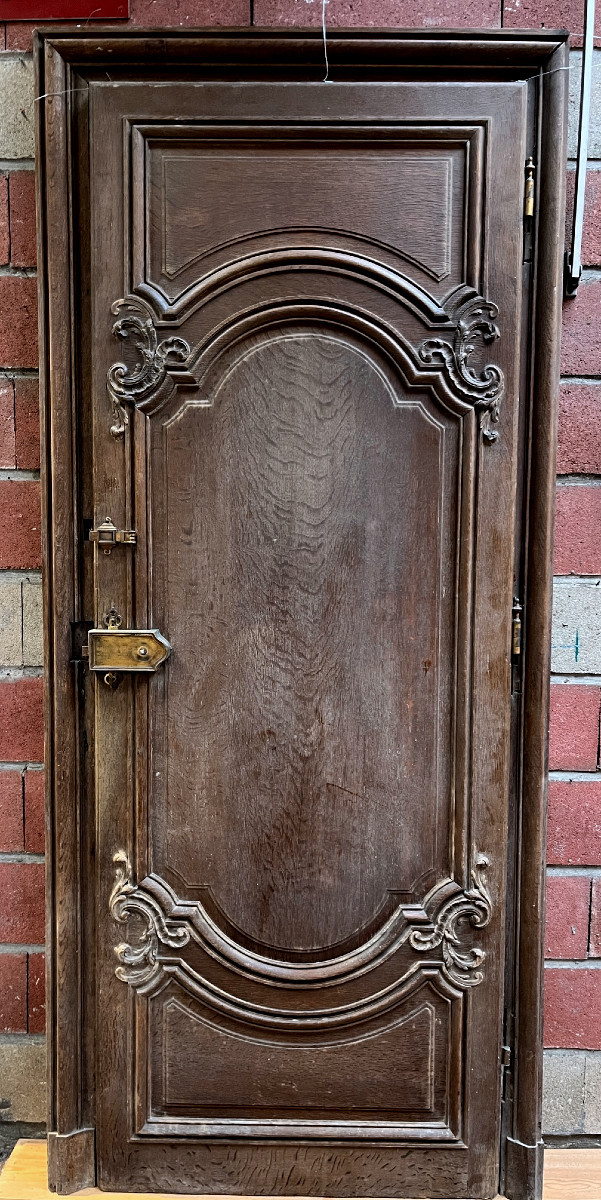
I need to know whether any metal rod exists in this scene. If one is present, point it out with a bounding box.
[565,0,596,297]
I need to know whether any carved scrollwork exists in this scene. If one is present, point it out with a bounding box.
[107,299,190,438]
[109,851,492,1006]
[109,852,190,987]
[409,854,492,989]
[418,295,504,443]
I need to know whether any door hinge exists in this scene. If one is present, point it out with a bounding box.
[512,597,522,661]
[524,157,536,219]
[88,516,137,553]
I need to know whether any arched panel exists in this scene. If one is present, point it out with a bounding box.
[146,323,465,958]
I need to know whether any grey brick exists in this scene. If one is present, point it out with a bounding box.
[0,1037,45,1123]
[0,579,22,667]
[584,1052,601,1134]
[542,1049,585,1134]
[552,577,601,674]
[569,50,601,160]
[22,578,43,667]
[0,59,34,161]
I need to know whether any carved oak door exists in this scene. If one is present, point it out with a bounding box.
[38,28,565,1200]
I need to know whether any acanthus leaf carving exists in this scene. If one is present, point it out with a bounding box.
[418,295,504,443]
[409,854,492,989]
[107,285,504,442]
[109,851,190,988]
[107,298,190,438]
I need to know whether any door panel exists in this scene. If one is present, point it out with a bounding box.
[154,333,454,947]
[82,58,527,1198]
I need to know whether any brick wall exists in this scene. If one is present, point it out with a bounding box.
[0,0,599,1151]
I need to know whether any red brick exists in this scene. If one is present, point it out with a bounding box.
[5,3,249,47]
[558,384,601,475]
[9,173,36,270]
[27,951,45,1034]
[548,780,601,866]
[0,481,41,569]
[254,0,499,23]
[549,685,600,771]
[0,378,15,469]
[0,174,9,267]
[0,863,45,944]
[0,678,44,763]
[0,953,27,1033]
[503,0,601,45]
[0,770,23,853]
[544,967,601,1048]
[566,171,601,268]
[14,377,40,471]
[545,874,591,959]
[0,277,38,369]
[24,769,44,855]
[4,22,36,51]
[561,282,601,376]
[554,487,601,575]
[5,20,85,51]
[128,0,249,22]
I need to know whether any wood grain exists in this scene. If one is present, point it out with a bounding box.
[154,332,450,952]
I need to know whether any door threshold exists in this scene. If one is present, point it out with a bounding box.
[2,1141,601,1200]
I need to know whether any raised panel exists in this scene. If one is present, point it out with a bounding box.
[159,993,439,1118]
[141,130,480,304]
[148,328,461,954]
[160,151,453,280]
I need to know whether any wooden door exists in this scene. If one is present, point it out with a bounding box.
[37,30,568,1200]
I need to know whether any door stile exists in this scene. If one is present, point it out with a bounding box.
[453,411,477,898]
[133,405,152,1140]
[499,68,540,1198]
[462,86,528,1196]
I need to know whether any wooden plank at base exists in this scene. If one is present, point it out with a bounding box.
[543,1148,601,1198]
[2,1140,601,1200]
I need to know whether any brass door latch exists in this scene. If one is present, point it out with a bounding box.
[87,628,171,673]
[83,609,171,678]
[89,516,137,554]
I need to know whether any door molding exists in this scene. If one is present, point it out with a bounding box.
[106,286,505,442]
[108,850,492,1000]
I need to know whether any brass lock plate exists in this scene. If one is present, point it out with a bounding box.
[87,628,171,673]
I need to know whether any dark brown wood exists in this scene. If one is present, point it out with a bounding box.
[503,41,569,1200]
[47,1131,96,1194]
[35,34,88,1164]
[35,29,568,1199]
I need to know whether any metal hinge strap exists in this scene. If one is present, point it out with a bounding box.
[524,158,536,219]
[512,597,523,660]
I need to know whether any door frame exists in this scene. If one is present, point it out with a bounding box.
[35,28,568,1197]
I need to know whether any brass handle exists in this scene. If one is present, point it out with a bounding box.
[86,628,171,673]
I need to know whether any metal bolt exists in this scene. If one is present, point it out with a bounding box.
[137,645,149,659]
